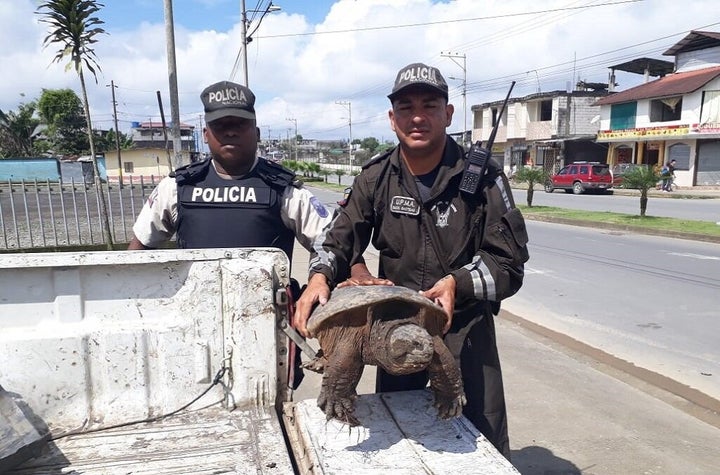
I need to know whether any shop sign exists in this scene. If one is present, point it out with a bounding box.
[598,125,689,140]
[690,123,720,133]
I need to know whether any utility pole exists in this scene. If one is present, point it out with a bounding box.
[286,117,298,161]
[239,1,282,86]
[240,0,249,86]
[441,52,467,147]
[163,0,183,168]
[336,101,353,169]
[106,80,123,186]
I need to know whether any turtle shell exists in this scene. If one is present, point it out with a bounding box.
[307,285,447,336]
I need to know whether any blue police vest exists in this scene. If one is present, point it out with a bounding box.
[174,158,295,258]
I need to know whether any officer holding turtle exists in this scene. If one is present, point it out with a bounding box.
[128,80,332,259]
[294,63,529,458]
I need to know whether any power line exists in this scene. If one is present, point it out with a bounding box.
[257,0,644,40]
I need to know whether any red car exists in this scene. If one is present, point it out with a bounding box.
[545,162,613,194]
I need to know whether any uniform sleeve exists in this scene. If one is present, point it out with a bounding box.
[280,185,334,252]
[131,177,178,247]
[308,175,375,286]
[450,173,529,305]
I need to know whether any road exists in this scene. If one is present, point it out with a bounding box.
[514,187,719,222]
[502,220,720,402]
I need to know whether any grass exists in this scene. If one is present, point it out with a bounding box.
[518,205,720,238]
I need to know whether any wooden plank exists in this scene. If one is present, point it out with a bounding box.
[11,407,294,475]
[285,389,519,474]
[0,387,48,473]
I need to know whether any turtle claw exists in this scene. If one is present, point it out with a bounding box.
[433,392,467,420]
[318,387,359,426]
[302,350,327,374]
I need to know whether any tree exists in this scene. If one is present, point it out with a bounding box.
[335,168,346,185]
[360,137,380,155]
[0,101,39,158]
[513,166,548,207]
[37,88,88,155]
[282,159,301,177]
[618,165,660,217]
[37,0,113,249]
[93,128,131,153]
[306,161,321,178]
[320,167,332,183]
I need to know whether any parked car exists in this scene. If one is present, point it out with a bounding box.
[611,163,647,187]
[544,162,613,194]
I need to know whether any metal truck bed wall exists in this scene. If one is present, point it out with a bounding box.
[0,249,294,473]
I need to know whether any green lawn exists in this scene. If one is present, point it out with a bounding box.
[518,205,720,238]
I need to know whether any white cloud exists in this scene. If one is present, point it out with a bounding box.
[2,0,719,142]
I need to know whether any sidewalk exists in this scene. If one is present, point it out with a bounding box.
[290,245,720,475]
[518,182,720,200]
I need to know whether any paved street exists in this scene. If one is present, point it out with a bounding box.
[289,243,720,474]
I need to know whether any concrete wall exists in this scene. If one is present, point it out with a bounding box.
[0,157,107,183]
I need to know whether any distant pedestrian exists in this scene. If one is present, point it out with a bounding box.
[661,159,676,192]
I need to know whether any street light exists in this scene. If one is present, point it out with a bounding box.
[239,1,281,86]
[441,51,467,148]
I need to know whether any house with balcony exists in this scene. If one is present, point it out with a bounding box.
[472,87,609,175]
[594,30,720,187]
[103,121,199,182]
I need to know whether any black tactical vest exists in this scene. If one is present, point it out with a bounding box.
[174,158,295,258]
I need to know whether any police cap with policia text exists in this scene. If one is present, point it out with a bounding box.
[388,63,449,101]
[201,81,256,122]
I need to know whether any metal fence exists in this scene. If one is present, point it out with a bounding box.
[0,176,162,251]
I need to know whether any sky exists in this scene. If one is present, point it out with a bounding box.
[1,0,719,150]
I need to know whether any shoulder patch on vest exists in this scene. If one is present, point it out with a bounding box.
[256,158,296,188]
[309,195,329,218]
[174,158,211,185]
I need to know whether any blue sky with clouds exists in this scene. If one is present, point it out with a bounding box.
[102,0,336,32]
[2,0,719,144]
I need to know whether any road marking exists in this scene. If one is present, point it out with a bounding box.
[669,252,720,260]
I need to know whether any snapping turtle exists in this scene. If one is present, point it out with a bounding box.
[305,285,466,426]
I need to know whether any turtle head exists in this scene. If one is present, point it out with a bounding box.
[370,319,434,375]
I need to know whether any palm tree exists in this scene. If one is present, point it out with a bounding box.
[0,103,39,157]
[618,165,660,217]
[335,168,347,185]
[36,0,113,249]
[513,165,548,207]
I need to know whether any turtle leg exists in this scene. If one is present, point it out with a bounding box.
[317,343,364,426]
[428,335,467,420]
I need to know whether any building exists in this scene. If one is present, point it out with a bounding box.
[594,31,720,187]
[472,87,609,175]
[103,121,199,183]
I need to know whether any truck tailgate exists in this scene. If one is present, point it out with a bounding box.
[284,390,519,474]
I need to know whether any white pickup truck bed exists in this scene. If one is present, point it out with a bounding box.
[1,249,518,474]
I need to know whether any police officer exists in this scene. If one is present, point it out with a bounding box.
[128,80,332,259]
[294,63,529,458]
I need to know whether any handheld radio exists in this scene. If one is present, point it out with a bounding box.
[459,81,516,195]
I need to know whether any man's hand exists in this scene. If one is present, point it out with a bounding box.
[337,263,394,288]
[420,275,456,334]
[294,273,331,338]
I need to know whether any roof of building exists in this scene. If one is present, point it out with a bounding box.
[593,65,720,106]
[609,57,674,77]
[472,89,609,110]
[663,30,720,56]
